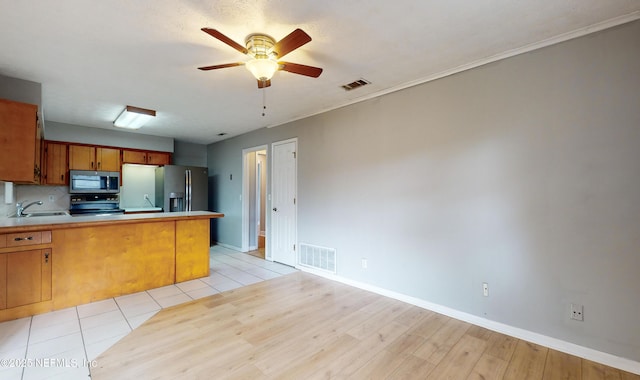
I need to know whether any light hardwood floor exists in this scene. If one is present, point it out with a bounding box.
[92,272,639,379]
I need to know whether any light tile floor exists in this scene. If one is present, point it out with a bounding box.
[0,245,297,380]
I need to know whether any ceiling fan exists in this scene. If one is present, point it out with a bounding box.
[198,28,323,88]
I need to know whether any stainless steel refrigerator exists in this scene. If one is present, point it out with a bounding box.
[155,165,208,212]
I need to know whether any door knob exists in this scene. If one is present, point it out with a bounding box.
[273,207,277,212]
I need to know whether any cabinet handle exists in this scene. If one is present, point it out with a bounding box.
[45,252,49,263]
[91,161,94,169]
[61,174,64,180]
[14,236,34,241]
[97,161,101,169]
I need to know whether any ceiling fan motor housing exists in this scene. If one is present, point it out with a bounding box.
[245,34,277,59]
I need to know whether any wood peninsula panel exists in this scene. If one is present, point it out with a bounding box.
[0,254,6,309]
[52,221,176,309]
[175,219,210,282]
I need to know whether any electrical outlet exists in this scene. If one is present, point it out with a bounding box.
[482,282,489,297]
[570,303,584,321]
[48,195,55,202]
[361,258,368,269]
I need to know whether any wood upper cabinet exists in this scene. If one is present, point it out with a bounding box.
[69,144,120,171]
[122,150,147,164]
[43,141,68,185]
[0,98,42,183]
[146,151,171,165]
[97,147,120,171]
[122,149,171,166]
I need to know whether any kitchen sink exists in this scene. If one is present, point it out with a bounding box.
[12,211,69,218]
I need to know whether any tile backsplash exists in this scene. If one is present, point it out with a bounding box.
[0,164,156,218]
[1,182,69,218]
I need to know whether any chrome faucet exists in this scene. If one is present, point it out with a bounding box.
[16,200,43,217]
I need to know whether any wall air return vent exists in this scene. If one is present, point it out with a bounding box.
[299,243,336,274]
[341,78,370,91]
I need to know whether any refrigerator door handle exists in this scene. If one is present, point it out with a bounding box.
[186,169,192,211]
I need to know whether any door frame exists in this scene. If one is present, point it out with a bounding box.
[270,137,298,265]
[241,145,268,253]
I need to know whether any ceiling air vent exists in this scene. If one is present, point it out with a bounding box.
[341,78,370,91]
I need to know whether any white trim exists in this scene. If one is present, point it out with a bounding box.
[215,242,243,252]
[241,145,268,253]
[266,12,640,130]
[298,266,640,375]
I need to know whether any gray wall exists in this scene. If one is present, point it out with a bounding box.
[173,140,207,167]
[45,121,174,152]
[0,75,41,106]
[209,21,640,361]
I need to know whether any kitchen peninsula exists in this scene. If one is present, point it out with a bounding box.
[0,211,223,322]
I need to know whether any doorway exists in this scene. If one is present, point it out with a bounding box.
[241,146,267,257]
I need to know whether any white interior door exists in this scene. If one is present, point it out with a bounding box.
[271,139,297,266]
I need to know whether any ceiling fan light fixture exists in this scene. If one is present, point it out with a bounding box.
[114,105,156,129]
[245,58,279,81]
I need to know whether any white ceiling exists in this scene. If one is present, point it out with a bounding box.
[1,1,638,145]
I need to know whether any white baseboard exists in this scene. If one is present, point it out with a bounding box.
[214,242,243,252]
[299,267,640,375]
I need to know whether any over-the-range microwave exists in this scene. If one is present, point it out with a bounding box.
[69,170,120,194]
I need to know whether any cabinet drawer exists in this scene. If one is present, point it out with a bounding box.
[4,231,51,247]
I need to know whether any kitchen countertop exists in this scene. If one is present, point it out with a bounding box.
[0,210,224,232]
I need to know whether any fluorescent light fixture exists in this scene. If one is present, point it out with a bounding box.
[114,105,156,129]
[245,58,279,81]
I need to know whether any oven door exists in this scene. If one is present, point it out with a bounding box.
[69,170,120,194]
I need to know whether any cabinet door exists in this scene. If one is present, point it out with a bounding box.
[97,147,120,171]
[0,99,39,183]
[146,152,171,166]
[0,254,6,309]
[6,250,43,308]
[34,119,43,184]
[122,150,147,164]
[44,142,68,185]
[69,145,96,170]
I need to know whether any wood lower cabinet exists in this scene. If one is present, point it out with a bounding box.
[0,98,42,183]
[5,249,52,309]
[0,214,218,322]
[44,141,68,185]
[0,230,53,314]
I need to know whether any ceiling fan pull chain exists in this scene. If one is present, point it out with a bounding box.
[262,87,267,117]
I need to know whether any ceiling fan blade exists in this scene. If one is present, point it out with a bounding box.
[257,79,271,88]
[198,62,244,71]
[272,29,312,59]
[201,28,248,55]
[279,62,323,78]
